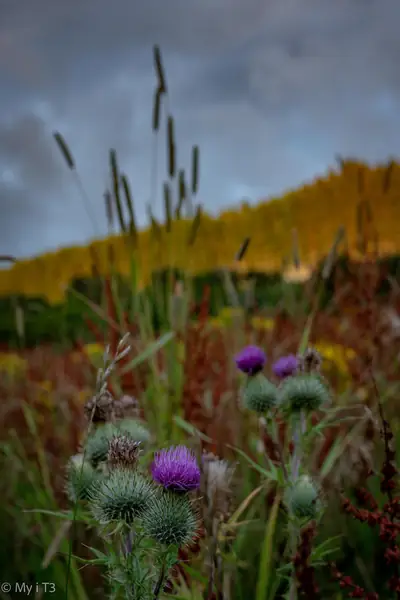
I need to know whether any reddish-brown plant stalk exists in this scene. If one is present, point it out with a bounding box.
[293,521,320,599]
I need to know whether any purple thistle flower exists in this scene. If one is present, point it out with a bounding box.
[235,345,266,375]
[272,354,299,379]
[151,445,201,492]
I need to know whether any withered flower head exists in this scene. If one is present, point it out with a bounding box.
[84,389,115,424]
[113,395,140,420]
[107,435,141,470]
[85,419,150,467]
[201,452,235,517]
[298,348,322,374]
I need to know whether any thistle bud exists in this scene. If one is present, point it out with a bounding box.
[141,491,197,547]
[85,419,151,467]
[243,373,278,413]
[66,454,100,502]
[286,475,321,520]
[278,373,330,414]
[90,470,156,524]
[107,435,141,470]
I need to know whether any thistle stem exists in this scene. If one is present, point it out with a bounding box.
[261,413,289,481]
[124,530,134,556]
[207,517,220,600]
[290,412,306,482]
[153,552,168,600]
[289,411,307,599]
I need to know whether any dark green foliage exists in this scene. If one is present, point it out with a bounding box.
[0,255,398,347]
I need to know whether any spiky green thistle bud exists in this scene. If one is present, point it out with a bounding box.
[242,373,278,413]
[85,419,151,466]
[285,475,321,519]
[89,469,156,524]
[278,373,330,414]
[141,492,197,547]
[66,454,100,502]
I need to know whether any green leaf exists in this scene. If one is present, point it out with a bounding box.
[228,485,264,525]
[70,554,107,566]
[82,544,109,561]
[120,331,175,373]
[23,509,87,521]
[180,565,208,585]
[319,436,345,479]
[311,535,342,562]
[306,413,360,439]
[255,491,282,600]
[227,444,279,481]
[173,415,213,442]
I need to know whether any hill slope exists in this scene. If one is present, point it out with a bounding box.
[1,159,399,304]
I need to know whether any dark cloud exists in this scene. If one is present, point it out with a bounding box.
[0,0,400,258]
[0,114,62,186]
[0,115,61,255]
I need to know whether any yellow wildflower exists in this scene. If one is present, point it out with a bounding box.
[219,307,245,322]
[36,384,54,410]
[208,317,225,329]
[313,341,356,375]
[83,343,105,368]
[37,380,53,393]
[77,388,92,404]
[0,352,27,378]
[83,343,105,356]
[251,316,275,331]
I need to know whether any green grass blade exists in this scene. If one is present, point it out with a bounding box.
[255,491,282,600]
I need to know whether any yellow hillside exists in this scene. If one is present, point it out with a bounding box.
[1,159,399,304]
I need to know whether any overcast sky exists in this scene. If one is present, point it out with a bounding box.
[1,0,399,259]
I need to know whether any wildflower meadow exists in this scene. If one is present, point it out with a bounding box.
[0,46,399,600]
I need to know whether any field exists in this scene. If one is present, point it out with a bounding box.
[0,47,399,600]
[1,247,399,599]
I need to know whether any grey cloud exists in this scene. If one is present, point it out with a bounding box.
[0,0,400,258]
[0,114,63,186]
[0,114,76,255]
